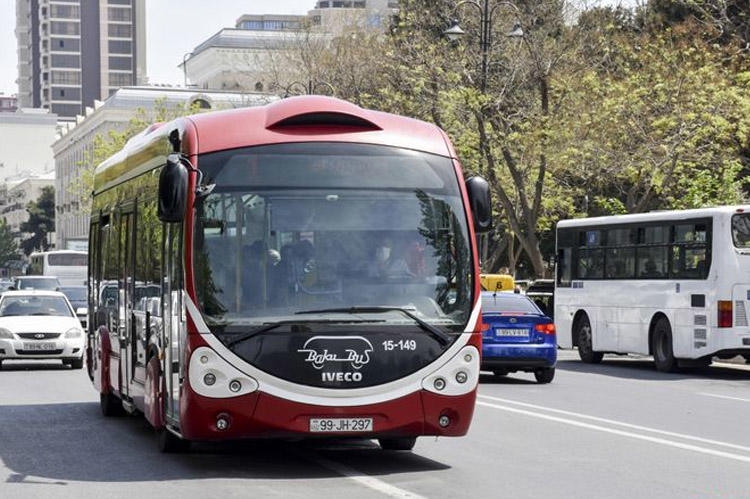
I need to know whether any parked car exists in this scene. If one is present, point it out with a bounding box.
[59,285,88,332]
[0,290,84,369]
[480,291,556,383]
[11,275,61,291]
[525,279,555,320]
[0,279,13,294]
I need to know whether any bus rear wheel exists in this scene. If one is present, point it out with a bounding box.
[576,315,603,364]
[379,437,417,451]
[652,318,677,372]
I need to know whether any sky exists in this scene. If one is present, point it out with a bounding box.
[0,0,640,97]
[0,0,315,96]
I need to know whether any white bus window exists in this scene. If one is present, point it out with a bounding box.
[732,213,750,248]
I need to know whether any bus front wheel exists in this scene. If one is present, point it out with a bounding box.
[576,315,603,364]
[652,318,677,373]
[379,437,417,451]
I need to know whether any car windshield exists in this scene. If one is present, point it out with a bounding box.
[15,278,59,290]
[60,287,87,301]
[193,142,474,334]
[482,293,540,314]
[0,295,73,317]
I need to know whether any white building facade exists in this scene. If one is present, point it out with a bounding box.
[52,86,277,250]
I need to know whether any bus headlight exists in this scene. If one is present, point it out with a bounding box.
[189,347,258,398]
[422,345,480,396]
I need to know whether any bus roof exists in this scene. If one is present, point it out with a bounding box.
[93,96,458,194]
[557,205,750,229]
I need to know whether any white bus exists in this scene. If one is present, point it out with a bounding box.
[28,250,88,286]
[554,205,750,372]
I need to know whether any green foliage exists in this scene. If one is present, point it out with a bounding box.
[0,220,19,267]
[20,186,55,256]
[69,98,213,216]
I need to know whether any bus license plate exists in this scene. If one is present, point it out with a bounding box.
[22,342,56,351]
[496,328,529,337]
[310,417,373,433]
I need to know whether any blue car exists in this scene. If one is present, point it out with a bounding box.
[480,291,557,383]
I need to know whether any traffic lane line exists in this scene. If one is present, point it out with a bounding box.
[289,447,427,499]
[697,392,750,403]
[477,395,750,462]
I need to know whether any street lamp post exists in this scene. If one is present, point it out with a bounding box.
[283,80,335,98]
[444,0,523,91]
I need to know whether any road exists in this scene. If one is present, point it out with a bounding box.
[2,351,750,498]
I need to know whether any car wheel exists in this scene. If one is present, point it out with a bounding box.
[379,437,417,451]
[576,314,603,364]
[534,367,555,384]
[158,428,191,453]
[100,392,125,417]
[652,317,678,373]
[70,357,83,370]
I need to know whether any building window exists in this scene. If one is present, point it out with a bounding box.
[51,70,81,84]
[52,38,81,51]
[108,72,133,86]
[108,40,132,54]
[50,21,80,36]
[108,23,132,37]
[50,4,80,19]
[51,103,82,116]
[108,7,132,22]
[51,54,80,68]
[109,56,132,71]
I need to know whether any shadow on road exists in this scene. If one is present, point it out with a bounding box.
[0,401,449,485]
[555,357,750,382]
[0,360,75,371]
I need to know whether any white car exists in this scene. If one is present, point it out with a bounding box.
[0,290,85,369]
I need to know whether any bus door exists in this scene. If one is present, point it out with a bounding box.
[163,224,183,424]
[119,209,136,399]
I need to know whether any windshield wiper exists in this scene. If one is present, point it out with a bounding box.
[295,306,452,346]
[225,318,385,348]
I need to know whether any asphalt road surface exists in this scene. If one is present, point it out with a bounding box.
[2,350,749,498]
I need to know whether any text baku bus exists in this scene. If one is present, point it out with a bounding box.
[555,206,750,372]
[28,250,87,286]
[86,96,492,452]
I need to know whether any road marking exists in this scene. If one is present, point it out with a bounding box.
[697,392,750,403]
[477,396,750,462]
[292,450,426,499]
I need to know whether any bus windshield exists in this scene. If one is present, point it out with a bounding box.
[193,142,473,334]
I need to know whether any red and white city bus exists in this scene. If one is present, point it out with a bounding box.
[87,95,492,452]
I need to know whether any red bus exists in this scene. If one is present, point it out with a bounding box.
[87,96,492,452]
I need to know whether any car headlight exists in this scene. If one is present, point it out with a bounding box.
[0,327,13,339]
[64,327,83,338]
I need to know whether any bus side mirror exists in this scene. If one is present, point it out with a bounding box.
[158,154,189,223]
[466,176,492,233]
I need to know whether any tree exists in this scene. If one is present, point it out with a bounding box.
[0,219,19,268]
[553,18,750,217]
[68,99,217,217]
[20,186,55,256]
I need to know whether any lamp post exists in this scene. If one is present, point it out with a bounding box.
[444,1,524,92]
[283,80,335,98]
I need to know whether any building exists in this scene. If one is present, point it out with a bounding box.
[182,0,399,93]
[52,86,277,250]
[0,95,18,113]
[0,173,55,252]
[15,0,147,119]
[0,108,58,182]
